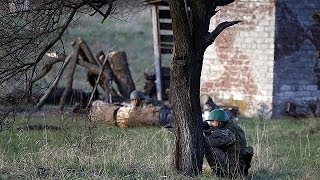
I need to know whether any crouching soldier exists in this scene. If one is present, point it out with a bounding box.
[203,109,253,178]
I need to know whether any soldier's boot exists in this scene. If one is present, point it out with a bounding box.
[244,146,254,176]
[159,107,174,128]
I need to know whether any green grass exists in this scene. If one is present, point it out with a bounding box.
[1,113,320,179]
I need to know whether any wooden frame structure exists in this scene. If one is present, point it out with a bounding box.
[145,0,189,101]
[145,0,173,101]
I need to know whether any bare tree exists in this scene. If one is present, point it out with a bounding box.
[168,0,239,176]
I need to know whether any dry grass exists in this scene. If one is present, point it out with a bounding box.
[1,111,320,179]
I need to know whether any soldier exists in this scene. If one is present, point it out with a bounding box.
[203,109,253,178]
[129,90,145,108]
[129,90,173,128]
[129,90,161,108]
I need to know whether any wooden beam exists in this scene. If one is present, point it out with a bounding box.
[160,42,173,48]
[152,5,163,101]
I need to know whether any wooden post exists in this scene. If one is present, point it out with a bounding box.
[34,53,72,110]
[152,5,162,101]
[59,41,80,110]
[86,54,109,109]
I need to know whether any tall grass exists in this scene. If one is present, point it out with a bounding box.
[1,113,320,179]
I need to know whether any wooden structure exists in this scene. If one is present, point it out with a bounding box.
[34,38,135,110]
[145,0,189,101]
[144,0,173,101]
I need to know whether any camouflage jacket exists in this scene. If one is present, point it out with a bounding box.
[204,122,247,178]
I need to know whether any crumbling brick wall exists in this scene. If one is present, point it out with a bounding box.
[201,0,276,118]
[200,0,320,118]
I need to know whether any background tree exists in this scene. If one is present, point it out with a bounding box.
[168,0,239,176]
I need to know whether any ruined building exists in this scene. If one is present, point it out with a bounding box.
[200,0,320,118]
[147,0,320,118]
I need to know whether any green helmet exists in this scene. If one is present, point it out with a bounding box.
[130,90,145,100]
[206,109,228,122]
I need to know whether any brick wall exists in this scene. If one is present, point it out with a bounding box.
[201,0,276,118]
[201,0,320,118]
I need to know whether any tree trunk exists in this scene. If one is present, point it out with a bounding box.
[168,0,238,176]
[169,0,204,176]
[108,51,135,99]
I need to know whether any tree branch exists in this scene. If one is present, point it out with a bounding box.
[87,0,114,23]
[33,7,77,66]
[207,0,235,20]
[31,55,66,84]
[101,1,113,23]
[204,20,241,49]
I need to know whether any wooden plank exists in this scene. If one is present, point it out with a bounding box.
[151,5,163,101]
[159,9,171,19]
[160,35,173,43]
[160,22,172,30]
[160,43,173,48]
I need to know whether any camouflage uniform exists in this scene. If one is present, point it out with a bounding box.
[204,121,251,178]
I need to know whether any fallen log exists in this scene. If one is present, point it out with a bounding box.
[116,106,160,128]
[89,100,120,125]
[89,100,162,128]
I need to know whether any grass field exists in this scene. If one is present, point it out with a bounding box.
[2,5,320,180]
[1,111,319,179]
